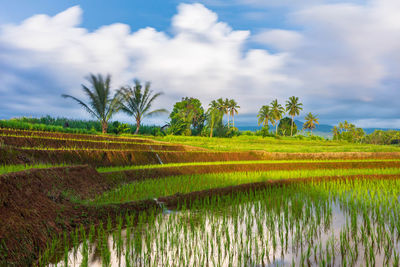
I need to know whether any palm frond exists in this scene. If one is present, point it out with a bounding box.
[61,94,99,119]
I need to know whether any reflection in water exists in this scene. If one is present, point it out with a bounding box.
[51,186,400,266]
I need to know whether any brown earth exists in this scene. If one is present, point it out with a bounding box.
[102,160,400,182]
[0,135,196,151]
[2,146,400,167]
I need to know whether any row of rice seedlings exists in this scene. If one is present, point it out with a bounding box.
[155,135,400,152]
[18,146,182,152]
[0,163,69,175]
[87,168,400,204]
[96,158,400,173]
[41,177,400,266]
[0,133,155,145]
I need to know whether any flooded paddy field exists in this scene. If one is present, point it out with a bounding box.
[45,177,400,266]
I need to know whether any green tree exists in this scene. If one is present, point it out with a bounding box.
[332,126,340,140]
[61,73,120,133]
[257,105,270,128]
[285,96,303,136]
[216,98,229,127]
[117,80,167,134]
[303,112,319,134]
[228,99,240,128]
[278,117,298,136]
[270,99,285,135]
[206,100,223,138]
[169,97,205,135]
[334,121,365,142]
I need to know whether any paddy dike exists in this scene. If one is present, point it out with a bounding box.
[0,128,154,143]
[2,145,400,167]
[0,135,196,151]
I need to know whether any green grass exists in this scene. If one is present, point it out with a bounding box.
[88,167,400,204]
[0,163,68,175]
[155,135,400,152]
[96,159,400,173]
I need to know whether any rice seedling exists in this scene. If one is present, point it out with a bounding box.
[41,176,400,266]
[87,168,400,204]
[0,163,68,175]
[96,158,400,173]
[155,135,400,152]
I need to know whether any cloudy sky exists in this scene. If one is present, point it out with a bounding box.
[1,0,399,128]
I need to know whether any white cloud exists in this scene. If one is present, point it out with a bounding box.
[252,29,304,51]
[0,3,292,120]
[0,1,400,127]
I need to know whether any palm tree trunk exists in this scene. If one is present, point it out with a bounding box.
[227,113,230,128]
[210,126,213,138]
[291,116,294,136]
[232,114,235,128]
[135,118,140,135]
[101,121,108,134]
[275,120,278,135]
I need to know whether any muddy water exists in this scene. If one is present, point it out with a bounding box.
[51,196,400,267]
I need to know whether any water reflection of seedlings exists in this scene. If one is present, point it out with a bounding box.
[40,177,400,266]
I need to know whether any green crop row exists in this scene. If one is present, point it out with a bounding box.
[0,163,69,175]
[96,158,400,173]
[87,167,400,204]
[0,133,156,146]
[155,135,400,152]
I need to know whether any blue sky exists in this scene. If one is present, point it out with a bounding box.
[1,0,399,128]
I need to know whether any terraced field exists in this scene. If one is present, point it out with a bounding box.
[1,128,400,266]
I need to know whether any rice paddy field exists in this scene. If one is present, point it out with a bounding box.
[2,127,400,266]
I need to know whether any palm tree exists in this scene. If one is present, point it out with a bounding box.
[332,126,339,140]
[228,99,240,128]
[117,79,167,134]
[61,74,120,133]
[216,98,229,127]
[257,105,270,128]
[270,99,285,135]
[303,112,319,134]
[207,100,223,138]
[285,96,303,136]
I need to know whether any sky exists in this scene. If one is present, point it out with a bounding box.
[0,0,399,128]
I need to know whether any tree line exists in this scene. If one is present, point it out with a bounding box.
[62,73,319,137]
[257,97,319,136]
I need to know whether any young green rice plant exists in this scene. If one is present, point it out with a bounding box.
[42,176,400,266]
[0,163,68,175]
[87,168,400,205]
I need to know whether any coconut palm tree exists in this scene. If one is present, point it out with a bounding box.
[332,125,339,140]
[228,99,240,128]
[270,99,285,135]
[257,105,270,128]
[216,98,229,127]
[207,100,223,138]
[285,96,303,136]
[117,79,167,134]
[303,112,319,134]
[61,74,120,134]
